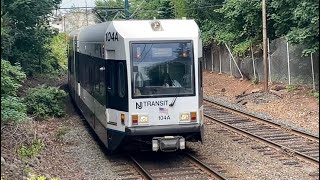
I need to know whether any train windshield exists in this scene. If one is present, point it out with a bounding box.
[131,41,195,98]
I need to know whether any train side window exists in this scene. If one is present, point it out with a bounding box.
[95,63,100,92]
[84,59,89,89]
[99,64,106,96]
[118,62,125,98]
[107,62,115,96]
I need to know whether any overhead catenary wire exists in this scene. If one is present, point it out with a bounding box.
[129,0,147,18]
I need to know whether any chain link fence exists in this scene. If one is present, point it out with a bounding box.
[203,38,319,90]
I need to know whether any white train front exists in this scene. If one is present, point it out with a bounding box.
[68,19,204,152]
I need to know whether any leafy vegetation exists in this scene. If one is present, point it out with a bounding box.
[1,59,27,123]
[310,91,319,98]
[17,139,45,159]
[94,0,174,21]
[27,175,59,180]
[1,96,27,123]
[1,59,26,96]
[24,85,67,119]
[47,33,68,74]
[286,84,298,92]
[1,0,62,75]
[28,175,59,180]
[94,0,318,56]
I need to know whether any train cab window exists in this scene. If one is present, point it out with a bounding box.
[118,62,126,98]
[131,41,195,98]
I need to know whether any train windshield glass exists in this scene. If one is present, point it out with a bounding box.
[131,41,195,98]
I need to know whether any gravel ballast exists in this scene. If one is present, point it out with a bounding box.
[187,120,319,180]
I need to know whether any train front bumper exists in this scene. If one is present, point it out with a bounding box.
[125,124,202,136]
[125,124,204,145]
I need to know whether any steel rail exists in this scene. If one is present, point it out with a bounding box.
[184,152,228,180]
[204,97,319,142]
[204,111,319,165]
[129,155,154,180]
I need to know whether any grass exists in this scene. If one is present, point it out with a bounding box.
[55,127,70,141]
[286,84,297,92]
[309,91,319,98]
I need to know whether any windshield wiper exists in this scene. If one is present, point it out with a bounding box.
[169,76,187,107]
[169,96,177,106]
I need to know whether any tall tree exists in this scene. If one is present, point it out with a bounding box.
[1,0,61,75]
[94,0,175,21]
[270,0,319,55]
[94,0,124,22]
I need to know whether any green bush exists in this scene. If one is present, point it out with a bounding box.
[24,85,67,119]
[1,59,26,96]
[1,59,27,123]
[1,96,27,123]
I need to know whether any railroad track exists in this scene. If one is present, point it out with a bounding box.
[204,97,319,165]
[128,152,228,180]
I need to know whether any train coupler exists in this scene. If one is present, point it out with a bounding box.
[152,136,185,152]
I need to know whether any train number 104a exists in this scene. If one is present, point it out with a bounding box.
[159,115,170,120]
[106,32,119,41]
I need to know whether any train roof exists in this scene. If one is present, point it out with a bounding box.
[75,19,199,42]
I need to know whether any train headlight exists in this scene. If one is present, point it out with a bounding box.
[150,20,162,31]
[139,115,149,124]
[180,113,190,121]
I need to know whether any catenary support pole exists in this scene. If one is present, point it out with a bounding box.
[229,52,232,76]
[85,0,88,25]
[262,0,268,91]
[268,38,271,83]
[125,0,130,19]
[219,46,222,74]
[251,46,256,80]
[211,45,214,72]
[204,49,207,70]
[311,53,315,90]
[286,40,291,85]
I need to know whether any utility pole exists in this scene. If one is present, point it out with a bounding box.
[125,0,129,20]
[63,16,66,32]
[262,0,268,92]
[85,0,88,25]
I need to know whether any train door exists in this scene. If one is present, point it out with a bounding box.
[74,36,80,105]
[106,60,128,119]
[105,60,128,150]
[106,61,117,125]
[93,59,108,147]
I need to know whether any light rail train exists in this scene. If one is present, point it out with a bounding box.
[67,19,204,152]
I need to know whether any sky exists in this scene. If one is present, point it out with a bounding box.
[60,0,96,9]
